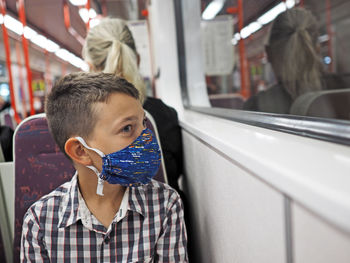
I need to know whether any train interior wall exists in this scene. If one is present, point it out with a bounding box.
[149,0,350,262]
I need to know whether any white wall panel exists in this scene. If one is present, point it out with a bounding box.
[148,0,184,112]
[293,203,350,263]
[182,130,286,263]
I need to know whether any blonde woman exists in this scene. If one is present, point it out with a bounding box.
[243,8,345,113]
[83,18,183,191]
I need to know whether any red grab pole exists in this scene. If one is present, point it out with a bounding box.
[63,1,85,45]
[85,0,91,30]
[17,0,35,115]
[228,1,250,98]
[0,0,22,123]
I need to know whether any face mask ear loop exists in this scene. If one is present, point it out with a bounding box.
[75,137,105,196]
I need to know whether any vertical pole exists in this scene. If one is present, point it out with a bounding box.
[61,62,67,76]
[63,1,85,45]
[238,0,249,98]
[0,0,22,124]
[45,50,52,94]
[15,42,27,118]
[299,0,304,7]
[143,1,157,97]
[85,0,90,30]
[17,0,35,115]
[326,0,333,72]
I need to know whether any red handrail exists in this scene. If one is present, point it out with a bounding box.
[85,0,91,30]
[63,0,85,45]
[227,0,250,98]
[15,41,27,118]
[0,0,22,123]
[17,0,35,115]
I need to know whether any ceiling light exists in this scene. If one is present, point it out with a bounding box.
[89,18,100,28]
[69,0,87,6]
[79,8,89,23]
[202,0,225,20]
[55,49,71,62]
[285,0,296,9]
[257,3,286,25]
[4,15,23,35]
[31,34,47,50]
[23,26,37,40]
[45,39,60,53]
[89,8,97,19]
[240,22,262,39]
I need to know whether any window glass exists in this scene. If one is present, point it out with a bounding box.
[196,0,350,121]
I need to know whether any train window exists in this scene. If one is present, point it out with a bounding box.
[176,0,350,124]
[0,83,10,102]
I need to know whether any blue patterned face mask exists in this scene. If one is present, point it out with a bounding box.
[76,128,161,196]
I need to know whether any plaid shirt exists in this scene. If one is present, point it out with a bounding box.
[21,173,188,262]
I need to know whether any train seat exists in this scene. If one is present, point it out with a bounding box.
[12,111,167,260]
[290,88,350,120]
[13,113,75,260]
[209,94,244,109]
[3,112,15,130]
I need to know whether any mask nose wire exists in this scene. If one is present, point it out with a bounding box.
[75,136,105,196]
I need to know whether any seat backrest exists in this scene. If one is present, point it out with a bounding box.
[0,165,13,263]
[145,111,168,184]
[209,94,244,109]
[13,113,75,261]
[290,89,350,120]
[4,113,14,130]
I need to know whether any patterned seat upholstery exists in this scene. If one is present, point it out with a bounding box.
[13,112,167,261]
[13,114,75,261]
[4,113,14,130]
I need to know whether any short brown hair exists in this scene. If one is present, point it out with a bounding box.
[45,72,139,157]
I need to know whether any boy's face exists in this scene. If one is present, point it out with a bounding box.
[86,92,145,169]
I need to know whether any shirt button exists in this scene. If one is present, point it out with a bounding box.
[104,237,110,244]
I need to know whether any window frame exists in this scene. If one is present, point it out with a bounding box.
[174,0,350,147]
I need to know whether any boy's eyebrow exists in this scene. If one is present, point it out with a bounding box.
[113,111,146,128]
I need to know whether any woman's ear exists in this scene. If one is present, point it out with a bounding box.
[65,138,93,165]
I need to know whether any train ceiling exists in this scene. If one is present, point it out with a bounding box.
[3,0,291,57]
[3,0,148,57]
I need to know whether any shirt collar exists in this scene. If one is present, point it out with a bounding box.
[58,172,80,228]
[58,172,147,229]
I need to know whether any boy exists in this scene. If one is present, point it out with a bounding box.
[20,72,188,262]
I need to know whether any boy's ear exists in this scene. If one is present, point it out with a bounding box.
[65,138,93,165]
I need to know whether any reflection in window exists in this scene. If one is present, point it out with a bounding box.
[200,0,350,121]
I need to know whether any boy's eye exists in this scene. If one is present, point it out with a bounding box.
[122,125,132,133]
